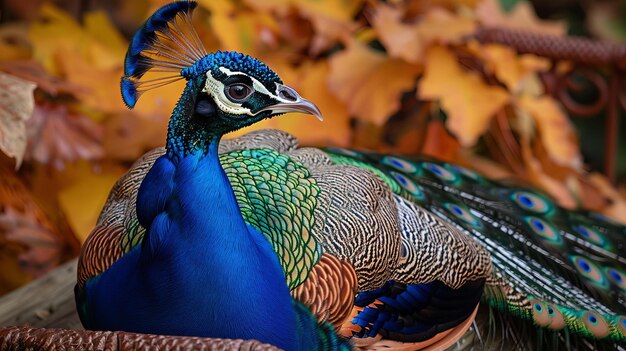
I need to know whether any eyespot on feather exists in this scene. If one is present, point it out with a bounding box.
[572,224,610,249]
[444,203,481,228]
[530,299,551,327]
[422,162,458,183]
[524,216,562,245]
[581,311,609,338]
[605,266,626,292]
[390,171,425,201]
[570,255,609,289]
[383,156,417,174]
[511,191,552,214]
[547,304,565,330]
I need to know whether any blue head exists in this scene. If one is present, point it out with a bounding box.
[121,1,322,154]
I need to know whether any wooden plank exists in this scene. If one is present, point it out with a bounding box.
[0,258,82,330]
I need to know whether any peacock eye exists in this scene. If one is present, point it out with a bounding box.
[225,83,253,102]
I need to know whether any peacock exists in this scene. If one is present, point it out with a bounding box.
[74,1,626,350]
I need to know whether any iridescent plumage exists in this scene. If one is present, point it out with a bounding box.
[76,1,626,350]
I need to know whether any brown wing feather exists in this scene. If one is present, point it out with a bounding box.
[291,254,357,327]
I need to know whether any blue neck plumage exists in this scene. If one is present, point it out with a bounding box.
[133,81,303,349]
[166,77,220,157]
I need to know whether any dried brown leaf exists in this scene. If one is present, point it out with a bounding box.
[26,104,104,170]
[0,72,36,168]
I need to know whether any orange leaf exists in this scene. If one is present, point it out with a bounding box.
[419,45,509,146]
[0,72,36,168]
[417,8,476,47]
[518,95,582,170]
[476,0,566,36]
[470,43,550,92]
[0,24,31,61]
[328,40,421,125]
[421,120,461,161]
[371,5,475,64]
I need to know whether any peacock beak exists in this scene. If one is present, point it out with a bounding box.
[259,84,324,121]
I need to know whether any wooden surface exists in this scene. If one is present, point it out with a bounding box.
[0,258,82,330]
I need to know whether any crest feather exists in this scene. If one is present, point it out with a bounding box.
[121,0,207,108]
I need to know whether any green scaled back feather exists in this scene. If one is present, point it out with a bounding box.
[118,147,321,290]
[221,148,321,289]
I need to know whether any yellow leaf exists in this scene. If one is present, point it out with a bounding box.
[58,162,124,242]
[518,95,582,169]
[56,47,126,114]
[370,3,422,63]
[419,46,509,146]
[470,42,549,92]
[476,0,566,36]
[295,0,364,24]
[84,11,128,70]
[29,5,83,75]
[371,5,475,64]
[0,72,36,168]
[328,41,421,126]
[418,8,476,45]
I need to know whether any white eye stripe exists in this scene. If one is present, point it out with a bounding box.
[203,70,253,116]
[203,67,293,116]
[219,67,296,104]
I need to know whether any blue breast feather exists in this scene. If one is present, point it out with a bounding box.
[82,151,304,350]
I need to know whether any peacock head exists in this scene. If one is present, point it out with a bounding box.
[182,51,321,134]
[120,1,321,143]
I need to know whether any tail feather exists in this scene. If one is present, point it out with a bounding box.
[324,149,626,347]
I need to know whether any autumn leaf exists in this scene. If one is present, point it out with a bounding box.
[243,0,363,26]
[518,95,582,170]
[419,45,509,146]
[57,162,125,242]
[421,120,461,161]
[209,7,280,54]
[0,60,85,97]
[521,141,577,209]
[243,0,358,54]
[26,104,104,170]
[0,164,78,293]
[0,72,36,168]
[476,0,566,36]
[0,24,32,61]
[370,5,475,64]
[103,112,168,162]
[588,173,626,224]
[469,42,550,92]
[328,40,421,126]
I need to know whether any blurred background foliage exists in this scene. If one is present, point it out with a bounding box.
[0,0,625,295]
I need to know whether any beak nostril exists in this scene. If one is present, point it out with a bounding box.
[278,88,298,102]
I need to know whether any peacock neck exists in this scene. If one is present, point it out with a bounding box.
[166,78,220,157]
[137,112,301,349]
